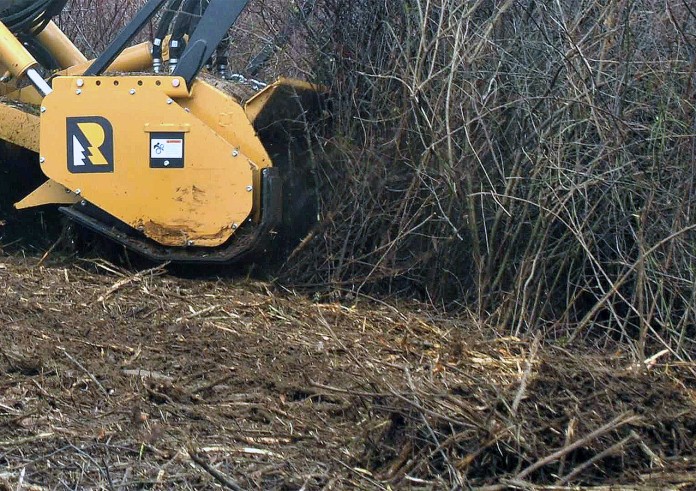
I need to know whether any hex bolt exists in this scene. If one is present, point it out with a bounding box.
[76,79,84,87]
[166,98,173,105]
[129,89,136,95]
[80,200,87,206]
[40,106,46,113]
[187,240,195,246]
[232,223,238,230]
[39,156,45,163]
[232,149,239,157]
[76,89,82,95]
[75,189,81,195]
[246,185,253,192]
[172,79,181,88]
[164,160,170,166]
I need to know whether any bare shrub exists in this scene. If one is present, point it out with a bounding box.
[280,0,696,359]
[54,0,696,359]
[57,0,147,56]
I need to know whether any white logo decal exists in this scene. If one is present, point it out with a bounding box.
[72,135,86,167]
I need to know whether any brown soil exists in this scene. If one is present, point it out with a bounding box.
[0,255,694,490]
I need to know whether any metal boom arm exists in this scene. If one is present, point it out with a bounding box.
[172,0,250,86]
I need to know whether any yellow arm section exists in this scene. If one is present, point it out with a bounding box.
[0,20,38,79]
[35,21,88,68]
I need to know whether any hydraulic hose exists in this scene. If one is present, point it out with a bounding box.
[152,0,183,72]
[168,0,200,72]
[0,0,66,34]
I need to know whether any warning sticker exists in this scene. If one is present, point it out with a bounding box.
[150,132,185,168]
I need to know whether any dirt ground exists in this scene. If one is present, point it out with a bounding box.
[0,254,694,490]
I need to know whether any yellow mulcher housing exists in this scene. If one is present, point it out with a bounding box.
[0,0,320,262]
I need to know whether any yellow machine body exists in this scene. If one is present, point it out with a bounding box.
[0,3,322,262]
[38,75,272,247]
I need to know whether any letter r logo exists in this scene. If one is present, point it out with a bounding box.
[66,117,114,173]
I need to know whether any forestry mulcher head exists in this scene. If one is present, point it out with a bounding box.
[0,0,322,263]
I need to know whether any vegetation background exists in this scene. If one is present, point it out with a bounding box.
[58,0,696,361]
[0,2,694,488]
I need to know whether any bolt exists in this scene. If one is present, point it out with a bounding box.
[129,89,136,95]
[164,160,170,166]
[76,79,84,87]
[166,98,173,105]
[232,223,238,230]
[76,89,82,95]
[80,200,86,206]
[39,156,45,163]
[187,240,194,246]
[172,78,181,88]
[75,189,81,195]
[40,106,46,113]
[246,185,253,192]
[65,188,71,194]
[232,150,239,157]
[137,226,144,232]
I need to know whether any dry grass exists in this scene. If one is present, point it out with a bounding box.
[0,256,694,488]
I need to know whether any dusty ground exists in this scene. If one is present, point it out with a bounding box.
[0,254,694,490]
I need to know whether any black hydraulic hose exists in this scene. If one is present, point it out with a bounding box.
[168,0,199,71]
[152,0,183,72]
[1,0,66,33]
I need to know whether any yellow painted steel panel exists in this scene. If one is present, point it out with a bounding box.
[5,43,159,106]
[40,76,256,248]
[15,179,80,209]
[244,78,319,123]
[180,79,273,219]
[181,80,271,169]
[0,103,40,152]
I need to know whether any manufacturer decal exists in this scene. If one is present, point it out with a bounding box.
[66,117,115,173]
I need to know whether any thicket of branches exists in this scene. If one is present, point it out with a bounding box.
[280,0,696,359]
[59,0,695,359]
